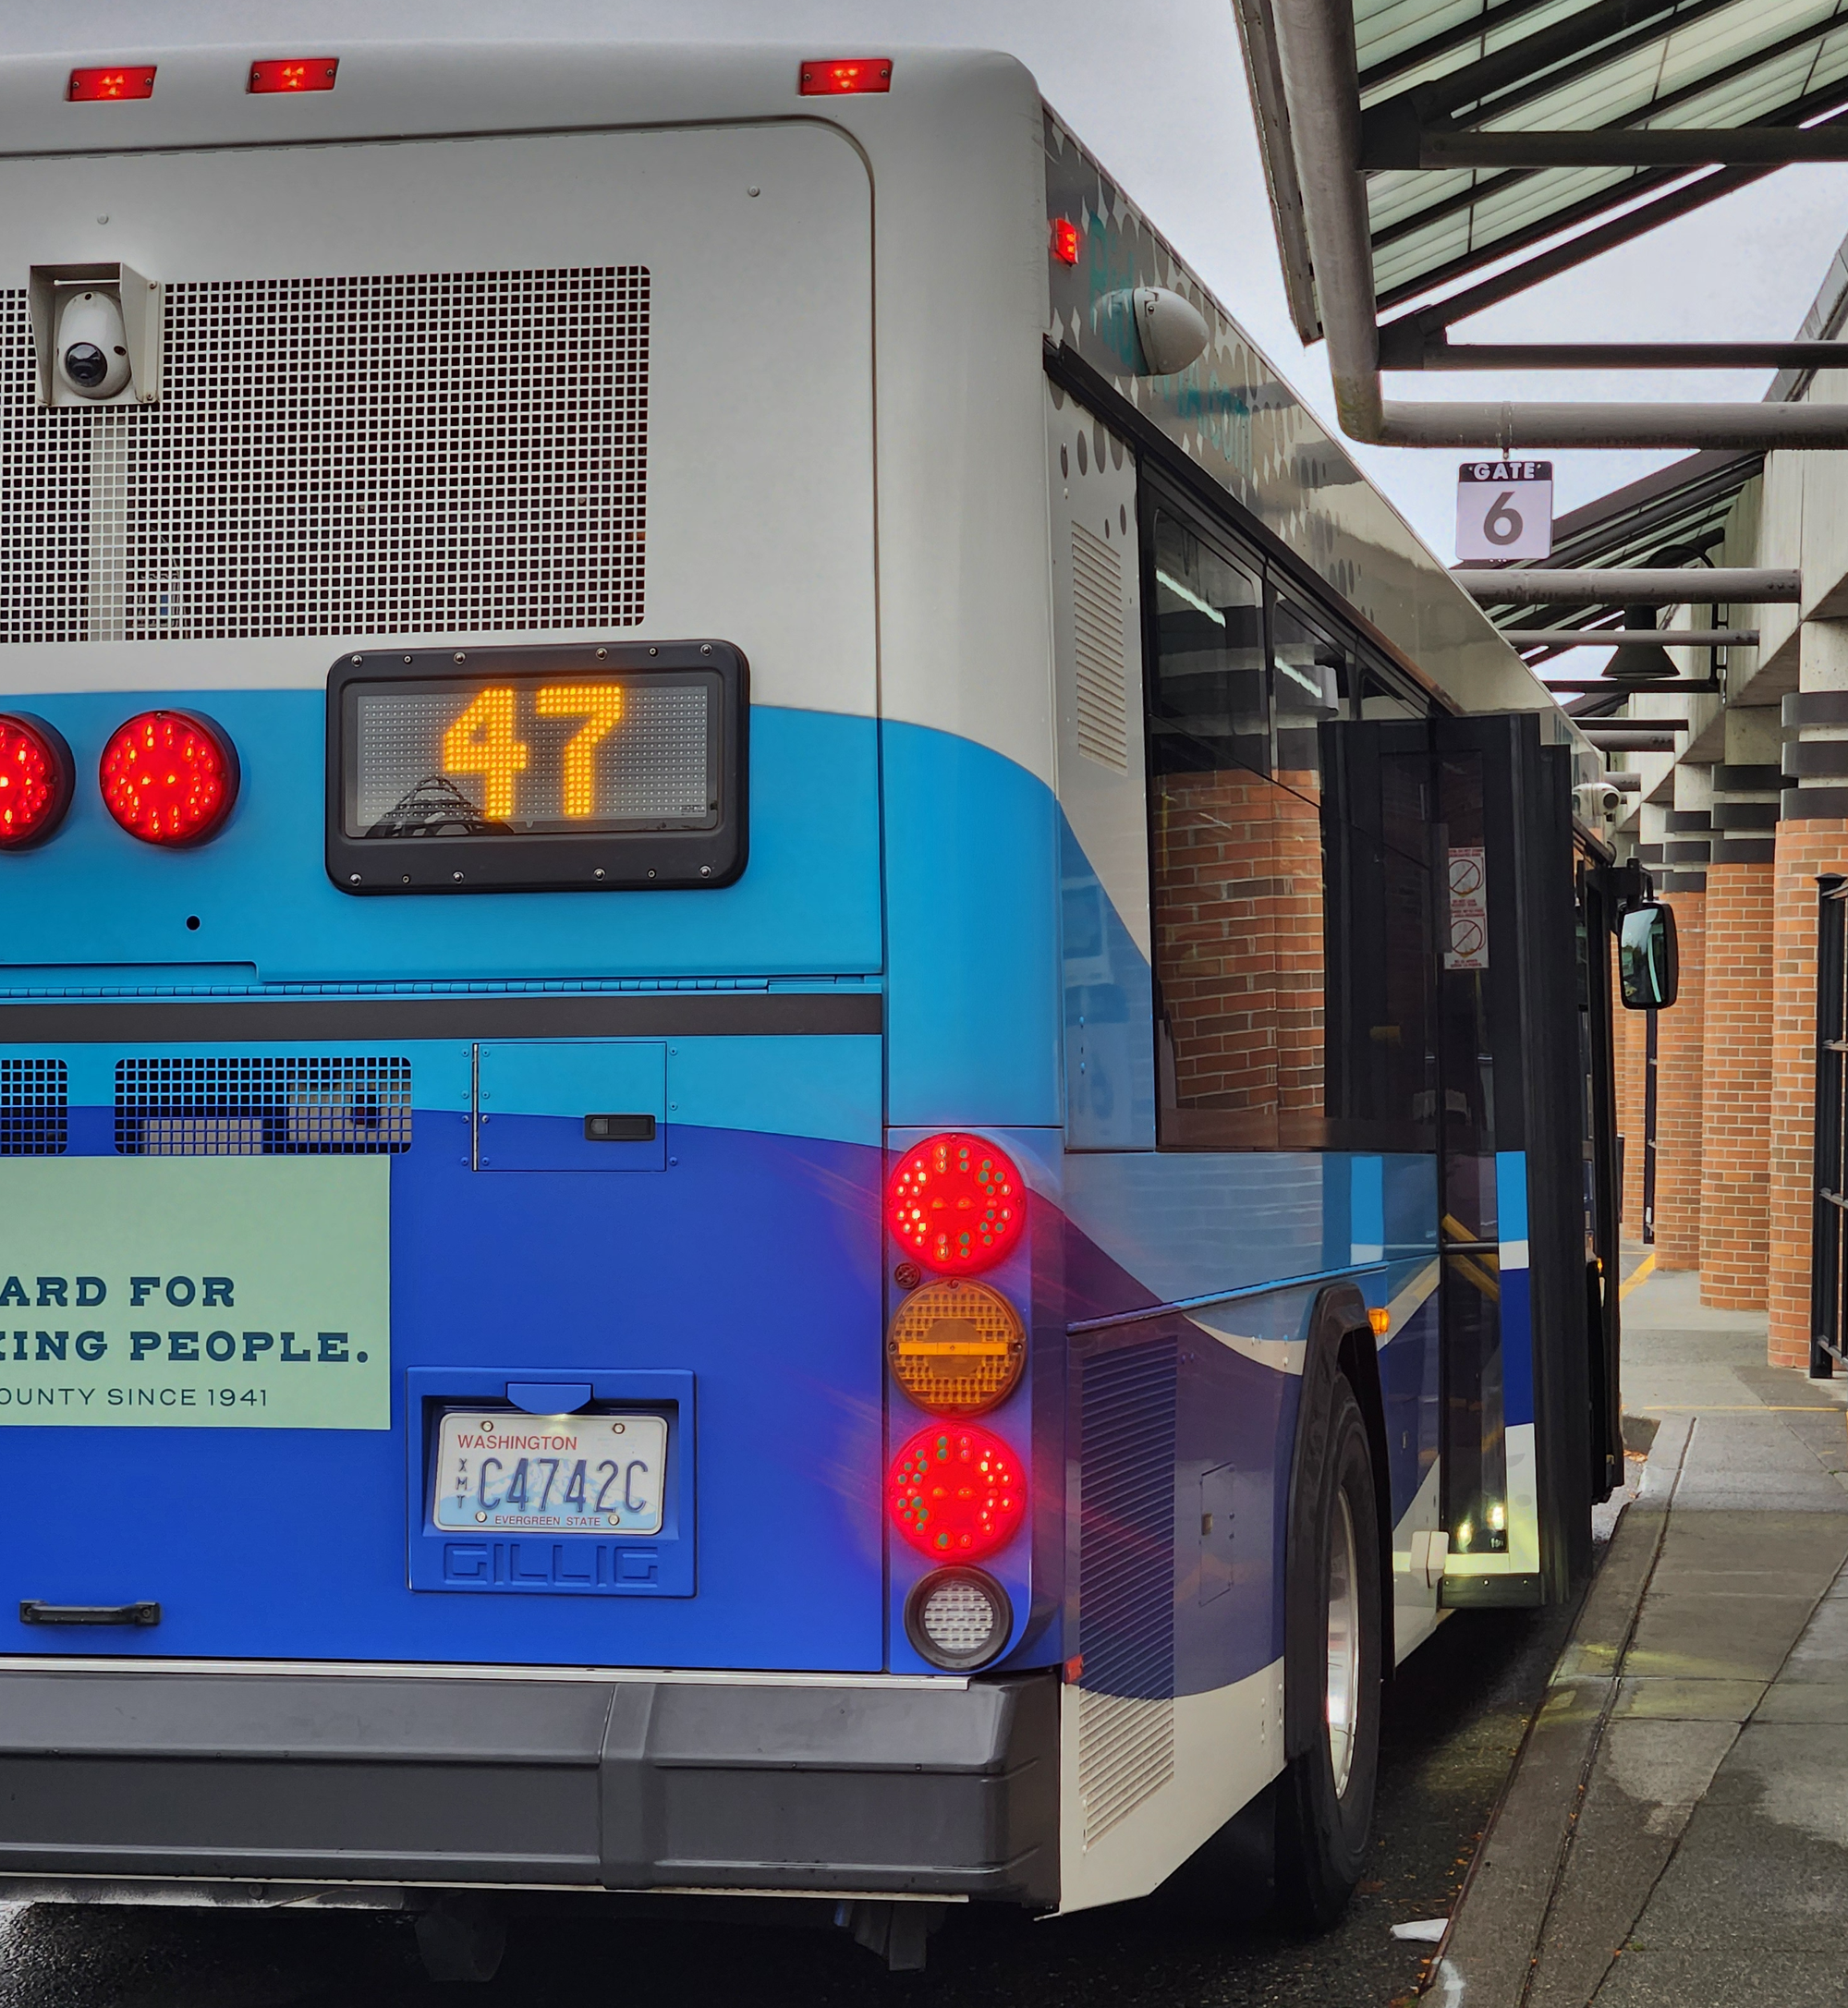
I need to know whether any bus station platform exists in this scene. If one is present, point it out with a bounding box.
[1431,1266,1848,2005]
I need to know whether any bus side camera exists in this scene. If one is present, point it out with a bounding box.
[55,289,131,400]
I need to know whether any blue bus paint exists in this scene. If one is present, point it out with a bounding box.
[0,694,881,981]
[0,738,1457,1698]
[1060,810,1157,1151]
[1350,1155,1385,1259]
[1497,1150,1536,1430]
[881,722,1063,1131]
[1378,1287,1442,1518]
[0,1113,887,1668]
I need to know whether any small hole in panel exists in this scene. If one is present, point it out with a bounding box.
[185,915,201,931]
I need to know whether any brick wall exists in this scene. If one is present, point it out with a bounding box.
[1652,889,1706,1271]
[1699,861,1775,1308]
[1272,771,1326,1124]
[1768,821,1848,1367]
[1152,768,1324,1145]
[1612,961,1647,1240]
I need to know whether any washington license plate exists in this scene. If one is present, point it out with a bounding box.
[432,1409,667,1535]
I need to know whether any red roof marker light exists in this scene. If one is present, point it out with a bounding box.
[100,711,239,847]
[0,714,75,851]
[68,67,156,102]
[249,58,338,93]
[798,58,892,96]
[1052,218,1081,265]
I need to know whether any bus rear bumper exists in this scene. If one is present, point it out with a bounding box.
[0,1664,1060,1906]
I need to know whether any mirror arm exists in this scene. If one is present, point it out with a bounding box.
[1599,859,1654,928]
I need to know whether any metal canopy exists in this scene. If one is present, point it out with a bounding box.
[1234,0,1848,444]
[1250,0,1848,333]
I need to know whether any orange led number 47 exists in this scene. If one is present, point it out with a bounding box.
[441,684,624,821]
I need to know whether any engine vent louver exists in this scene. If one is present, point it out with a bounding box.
[1072,520,1129,773]
[1077,1337,1178,1846]
[115,1057,411,1156]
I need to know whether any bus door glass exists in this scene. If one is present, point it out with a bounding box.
[1433,747,1507,1568]
[1431,716,1589,1604]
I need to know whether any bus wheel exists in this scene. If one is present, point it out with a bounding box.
[1274,1371,1382,1930]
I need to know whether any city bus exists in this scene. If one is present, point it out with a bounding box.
[0,33,1654,1979]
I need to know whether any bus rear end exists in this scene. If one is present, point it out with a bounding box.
[0,43,1061,1929]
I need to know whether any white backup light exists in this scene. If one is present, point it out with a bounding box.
[905,1567,1013,1670]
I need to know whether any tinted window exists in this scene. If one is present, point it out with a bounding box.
[1146,495,1435,1152]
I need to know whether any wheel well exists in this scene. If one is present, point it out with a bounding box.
[1336,1325,1396,1678]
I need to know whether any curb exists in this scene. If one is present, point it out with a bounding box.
[1422,1414,1693,2004]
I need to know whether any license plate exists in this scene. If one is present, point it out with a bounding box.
[432,1409,667,1535]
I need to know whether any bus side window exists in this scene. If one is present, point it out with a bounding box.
[1145,497,1436,1155]
[1146,507,1313,1150]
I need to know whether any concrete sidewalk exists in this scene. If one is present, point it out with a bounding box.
[1430,1267,1848,2006]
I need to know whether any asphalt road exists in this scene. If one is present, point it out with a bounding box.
[0,1595,1578,2008]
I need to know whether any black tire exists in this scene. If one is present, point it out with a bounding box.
[1274,1370,1383,1930]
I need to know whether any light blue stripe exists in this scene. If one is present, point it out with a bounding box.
[669,1035,881,1147]
[1067,1260,1389,1335]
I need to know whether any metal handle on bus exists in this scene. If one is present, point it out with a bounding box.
[19,1599,161,1628]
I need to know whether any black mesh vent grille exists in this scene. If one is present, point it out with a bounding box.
[115,1057,411,1155]
[0,266,648,644]
[0,1059,67,1155]
[1079,1339,1179,1699]
[1076,1337,1178,1845]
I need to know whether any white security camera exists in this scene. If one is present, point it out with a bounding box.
[55,288,131,400]
[1574,781,1624,821]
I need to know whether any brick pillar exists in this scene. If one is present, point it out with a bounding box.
[1613,960,1647,1239]
[1767,822,1848,1365]
[1652,887,1706,1269]
[1698,861,1775,1306]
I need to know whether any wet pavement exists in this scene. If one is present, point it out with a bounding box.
[1439,1266,1848,2006]
[0,1592,1574,2008]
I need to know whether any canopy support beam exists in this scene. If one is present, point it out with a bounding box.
[1451,567,1798,603]
[1266,0,1848,446]
[1380,332,1848,371]
[1365,125,1848,169]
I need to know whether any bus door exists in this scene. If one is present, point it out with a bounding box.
[1430,713,1593,1605]
[1329,712,1598,1606]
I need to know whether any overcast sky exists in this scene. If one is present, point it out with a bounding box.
[18,0,1848,568]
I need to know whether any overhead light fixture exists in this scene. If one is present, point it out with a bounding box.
[1602,604,1678,685]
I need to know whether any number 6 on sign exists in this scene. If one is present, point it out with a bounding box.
[1455,460,1553,563]
[537,684,625,818]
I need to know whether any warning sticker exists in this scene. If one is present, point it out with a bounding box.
[1446,846,1489,971]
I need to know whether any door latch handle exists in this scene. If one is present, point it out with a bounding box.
[19,1600,161,1627]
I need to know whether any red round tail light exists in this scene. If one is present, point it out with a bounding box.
[100,710,239,846]
[0,713,74,851]
[888,1423,1026,1561]
[886,1133,1025,1274]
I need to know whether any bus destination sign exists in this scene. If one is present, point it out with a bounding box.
[326,640,748,894]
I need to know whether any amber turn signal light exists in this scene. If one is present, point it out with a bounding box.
[888,1278,1026,1417]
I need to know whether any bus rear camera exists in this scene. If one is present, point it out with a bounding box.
[53,288,132,399]
[62,342,108,387]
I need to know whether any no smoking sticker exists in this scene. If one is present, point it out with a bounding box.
[1446,846,1489,970]
[1456,461,1553,563]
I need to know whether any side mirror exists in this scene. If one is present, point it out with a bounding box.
[1619,903,1679,1010]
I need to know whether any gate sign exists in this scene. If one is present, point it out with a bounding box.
[1456,460,1553,563]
